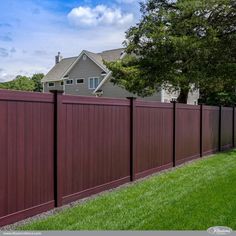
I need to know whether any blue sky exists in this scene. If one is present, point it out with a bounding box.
[0,0,140,82]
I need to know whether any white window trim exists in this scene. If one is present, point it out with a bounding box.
[76,78,85,84]
[88,77,100,90]
[65,79,74,85]
[48,82,55,87]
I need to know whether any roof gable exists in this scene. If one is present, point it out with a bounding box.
[42,48,126,83]
[42,57,77,82]
[93,49,126,93]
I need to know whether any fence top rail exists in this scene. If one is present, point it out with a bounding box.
[0,89,54,103]
[176,103,201,110]
[203,105,220,111]
[136,100,173,109]
[60,94,130,106]
[222,106,234,111]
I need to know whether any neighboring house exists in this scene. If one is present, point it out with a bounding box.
[42,48,199,104]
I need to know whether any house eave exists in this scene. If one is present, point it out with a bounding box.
[93,52,127,94]
[41,78,63,83]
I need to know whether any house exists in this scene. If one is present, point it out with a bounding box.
[42,49,199,104]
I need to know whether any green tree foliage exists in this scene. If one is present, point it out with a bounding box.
[0,75,35,91]
[31,73,44,92]
[0,73,44,92]
[106,0,236,104]
[199,73,236,106]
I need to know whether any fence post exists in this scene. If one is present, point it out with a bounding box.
[172,101,176,167]
[200,104,203,157]
[233,106,235,148]
[219,105,222,152]
[127,97,136,181]
[50,90,63,207]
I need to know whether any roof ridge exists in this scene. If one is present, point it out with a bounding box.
[100,48,125,53]
[83,50,98,55]
[57,48,126,60]
[61,56,78,60]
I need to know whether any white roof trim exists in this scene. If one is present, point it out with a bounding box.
[93,71,112,93]
[93,52,127,94]
[85,52,109,73]
[41,78,63,82]
[120,52,127,60]
[59,50,108,80]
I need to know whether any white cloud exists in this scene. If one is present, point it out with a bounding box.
[0,69,15,82]
[68,5,134,27]
[0,1,139,82]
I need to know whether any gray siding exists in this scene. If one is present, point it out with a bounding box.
[163,89,199,105]
[141,92,162,101]
[187,90,199,105]
[65,54,103,96]
[43,81,63,93]
[101,79,162,101]
[101,80,133,98]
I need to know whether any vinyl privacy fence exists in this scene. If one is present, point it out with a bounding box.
[0,90,235,226]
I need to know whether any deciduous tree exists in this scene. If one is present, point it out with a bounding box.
[107,0,236,104]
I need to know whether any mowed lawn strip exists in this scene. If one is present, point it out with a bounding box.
[19,150,236,230]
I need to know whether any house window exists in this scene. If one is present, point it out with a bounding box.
[88,77,100,89]
[101,71,107,76]
[61,81,64,86]
[76,78,84,84]
[66,79,73,85]
[48,82,55,87]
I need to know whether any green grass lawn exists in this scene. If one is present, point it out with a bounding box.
[19,150,236,230]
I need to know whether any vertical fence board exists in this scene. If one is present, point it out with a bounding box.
[16,103,25,212]
[234,107,236,147]
[221,107,233,150]
[176,104,201,165]
[202,106,219,156]
[135,101,173,179]
[7,102,17,214]
[0,102,8,218]
[24,102,33,210]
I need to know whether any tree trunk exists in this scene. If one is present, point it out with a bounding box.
[177,88,189,104]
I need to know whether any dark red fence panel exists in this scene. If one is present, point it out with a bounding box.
[221,107,233,150]
[0,90,55,227]
[202,106,219,156]
[234,108,236,147]
[57,95,131,205]
[176,104,201,165]
[0,89,235,227]
[134,101,173,179]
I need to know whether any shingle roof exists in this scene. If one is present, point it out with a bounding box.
[99,48,125,62]
[85,48,125,72]
[42,48,125,82]
[42,57,77,82]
